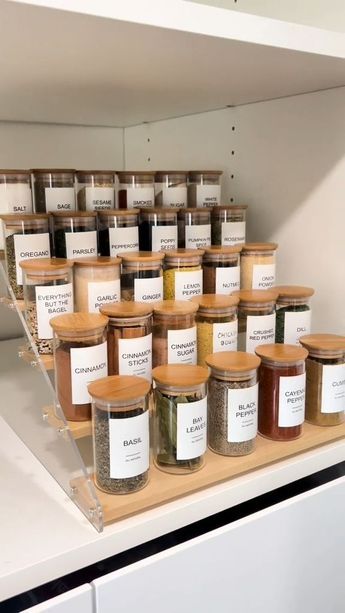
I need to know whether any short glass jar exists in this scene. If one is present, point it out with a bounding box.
[98,209,139,257]
[178,208,211,249]
[76,170,115,212]
[139,208,178,251]
[0,169,32,215]
[32,169,76,213]
[120,251,165,303]
[20,258,74,355]
[188,171,222,208]
[74,256,121,313]
[153,364,209,474]
[1,213,51,299]
[236,289,277,354]
[163,249,204,300]
[152,300,198,368]
[205,351,260,456]
[211,205,247,246]
[88,375,150,494]
[275,285,314,345]
[203,245,241,295]
[300,334,345,426]
[50,313,108,421]
[256,344,308,441]
[240,242,278,290]
[100,302,153,381]
[52,211,97,259]
[117,171,155,209]
[191,294,239,367]
[155,171,188,208]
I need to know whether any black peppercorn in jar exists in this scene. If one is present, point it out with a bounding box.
[211,205,247,246]
[51,211,97,259]
[32,169,76,213]
[120,251,165,303]
[275,285,314,345]
[177,208,211,249]
[139,208,178,251]
[236,289,277,354]
[188,171,222,208]
[117,171,155,209]
[155,171,188,208]
[76,170,115,212]
[98,209,139,256]
[203,245,241,295]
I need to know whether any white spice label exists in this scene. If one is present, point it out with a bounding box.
[185,224,211,250]
[45,187,75,212]
[215,266,240,294]
[174,269,203,300]
[176,397,207,460]
[14,233,51,285]
[168,327,197,365]
[70,342,108,405]
[278,373,306,427]
[252,263,276,289]
[151,225,178,252]
[109,226,139,255]
[221,221,246,246]
[213,320,238,352]
[87,279,121,313]
[118,333,152,382]
[65,231,97,259]
[283,310,311,345]
[125,187,154,209]
[0,183,32,213]
[35,283,73,339]
[162,186,187,208]
[245,314,276,354]
[134,276,163,303]
[227,384,258,442]
[196,185,221,208]
[84,187,114,211]
[321,364,345,414]
[109,411,149,479]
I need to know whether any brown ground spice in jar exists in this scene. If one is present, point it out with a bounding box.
[55,341,92,421]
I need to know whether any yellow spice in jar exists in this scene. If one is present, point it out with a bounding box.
[163,266,201,299]
[197,321,214,367]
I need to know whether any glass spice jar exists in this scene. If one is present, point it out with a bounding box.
[89,375,150,495]
[74,256,121,313]
[50,313,108,421]
[153,364,209,474]
[211,205,247,246]
[163,249,204,300]
[100,302,153,381]
[20,258,74,355]
[98,209,139,257]
[178,208,211,249]
[236,289,277,354]
[205,351,260,456]
[275,285,314,345]
[117,171,155,209]
[155,171,188,208]
[0,169,32,215]
[256,344,308,441]
[32,169,76,213]
[120,251,164,303]
[1,213,51,299]
[139,208,178,252]
[240,242,278,290]
[52,211,98,259]
[188,171,222,208]
[191,294,239,367]
[76,170,115,212]
[203,245,241,295]
[152,300,198,368]
[300,334,345,426]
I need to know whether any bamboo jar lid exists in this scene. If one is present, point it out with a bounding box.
[76,170,115,177]
[255,344,308,363]
[205,351,261,372]
[73,256,121,268]
[203,245,242,256]
[241,242,278,252]
[275,285,315,299]
[139,208,178,218]
[191,294,239,312]
[32,168,75,174]
[88,375,150,404]
[51,211,97,217]
[235,289,278,305]
[189,170,222,177]
[300,334,345,358]
[0,213,49,222]
[98,208,140,216]
[19,258,73,272]
[153,300,199,316]
[117,171,156,178]
[152,364,209,387]
[120,251,165,262]
[100,302,153,318]
[50,312,108,338]
[212,204,248,211]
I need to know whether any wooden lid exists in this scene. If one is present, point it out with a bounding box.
[51,211,97,217]
[76,170,115,176]
[152,364,209,387]
[120,251,165,262]
[255,344,308,363]
[164,248,205,259]
[241,242,278,252]
[19,258,73,272]
[100,302,153,318]
[275,285,315,299]
[235,289,278,304]
[191,294,239,310]
[88,375,150,403]
[205,351,260,372]
[153,300,198,315]
[299,334,345,357]
[0,213,48,221]
[73,256,121,268]
[117,171,155,177]
[155,170,188,177]
[203,245,242,255]
[0,169,30,175]
[188,170,222,176]
[212,204,248,211]
[178,208,211,215]
[139,208,177,217]
[50,312,108,335]
[97,209,140,216]
[32,168,75,174]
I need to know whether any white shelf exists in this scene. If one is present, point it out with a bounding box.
[1,0,344,127]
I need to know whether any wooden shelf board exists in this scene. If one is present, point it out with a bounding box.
[43,405,92,439]
[19,346,54,371]
[1,297,25,312]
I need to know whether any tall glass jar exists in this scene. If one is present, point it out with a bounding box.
[163,249,204,300]
[155,171,188,208]
[256,344,308,441]
[117,171,155,209]
[178,208,211,249]
[153,364,209,474]
[50,313,108,421]
[52,211,97,259]
[0,169,32,214]
[205,352,260,456]
[240,242,278,290]
[20,258,74,355]
[74,256,121,313]
[76,170,115,212]
[139,208,178,252]
[188,171,222,208]
[191,294,239,367]
[300,334,345,426]
[1,213,51,299]
[211,205,247,246]
[120,251,165,303]
[275,285,314,345]
[89,375,150,495]
[98,209,139,256]
[203,245,241,294]
[152,300,198,367]
[32,169,76,213]
[100,302,153,381]
[236,289,277,354]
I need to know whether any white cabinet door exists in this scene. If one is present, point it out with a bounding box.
[93,477,345,613]
[25,584,93,612]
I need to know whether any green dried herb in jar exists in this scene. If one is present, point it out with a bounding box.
[275,285,314,345]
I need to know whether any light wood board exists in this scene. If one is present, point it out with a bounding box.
[19,347,54,371]
[43,405,92,439]
[1,296,25,311]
